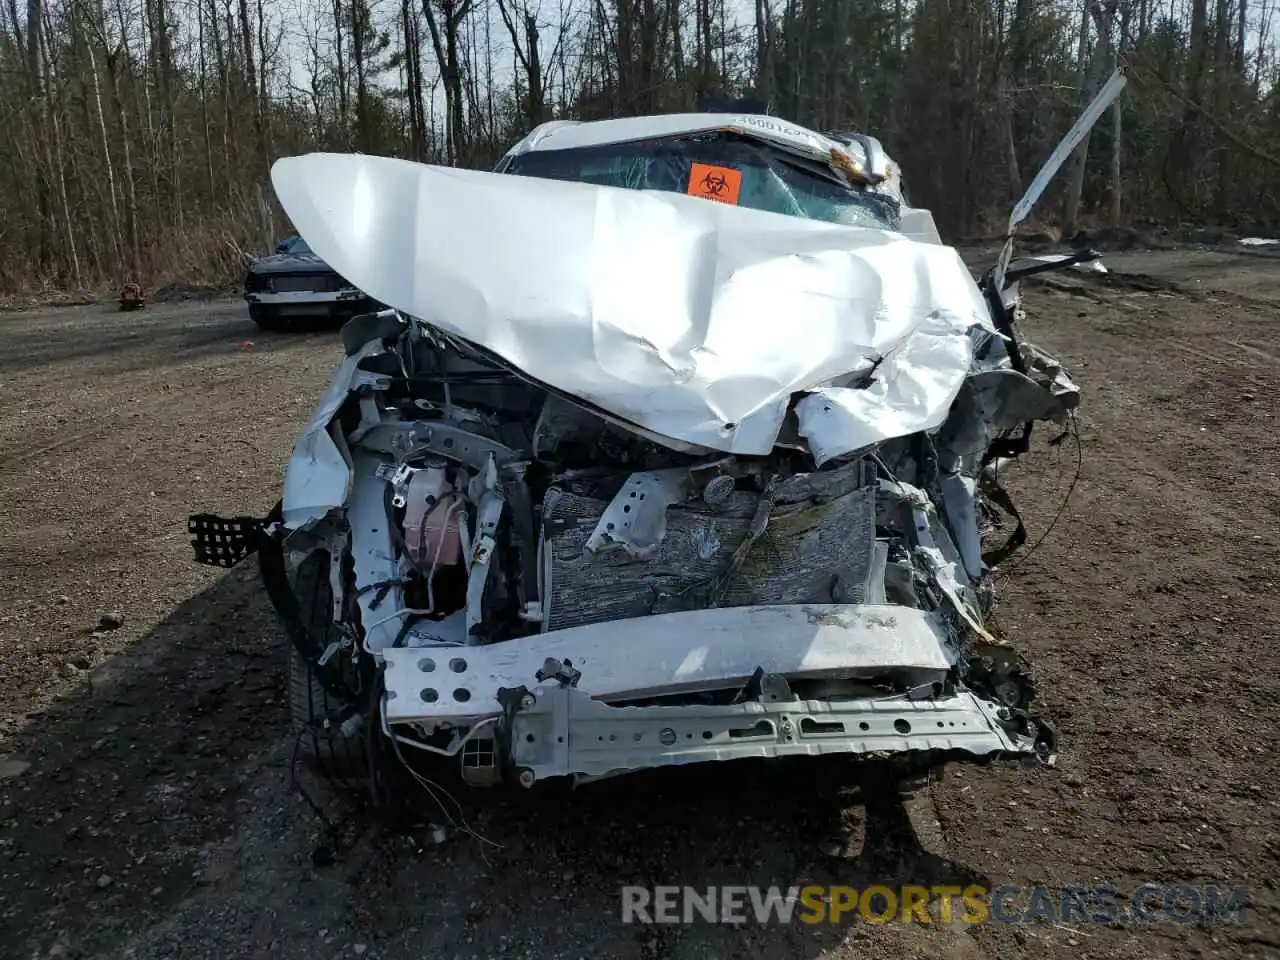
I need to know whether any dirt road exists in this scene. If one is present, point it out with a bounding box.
[1,249,1277,960]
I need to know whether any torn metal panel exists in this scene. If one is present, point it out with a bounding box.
[940,474,984,582]
[794,320,976,465]
[347,451,407,652]
[282,338,386,530]
[1022,342,1082,416]
[966,368,1074,433]
[897,207,942,244]
[585,469,693,558]
[270,153,992,459]
[1014,253,1108,275]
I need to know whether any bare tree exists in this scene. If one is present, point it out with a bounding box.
[498,0,563,126]
[0,0,1275,295]
[421,0,475,163]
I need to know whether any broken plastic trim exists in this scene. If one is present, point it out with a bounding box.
[1003,248,1102,284]
[188,513,267,568]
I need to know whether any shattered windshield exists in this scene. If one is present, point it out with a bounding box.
[505,133,901,230]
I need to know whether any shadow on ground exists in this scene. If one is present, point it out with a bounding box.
[0,564,291,956]
[344,757,994,959]
[0,561,992,960]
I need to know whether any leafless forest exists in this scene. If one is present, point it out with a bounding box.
[0,0,1277,294]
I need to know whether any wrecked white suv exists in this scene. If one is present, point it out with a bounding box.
[190,85,1121,795]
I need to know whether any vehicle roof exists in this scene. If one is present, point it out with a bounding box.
[503,113,842,161]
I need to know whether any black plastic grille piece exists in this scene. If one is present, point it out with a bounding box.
[270,273,342,293]
[188,513,267,568]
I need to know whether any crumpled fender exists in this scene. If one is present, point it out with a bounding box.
[282,338,385,530]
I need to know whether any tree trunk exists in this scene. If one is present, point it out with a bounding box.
[23,0,56,270]
[498,0,547,127]
[37,17,81,286]
[197,0,216,199]
[1180,0,1210,213]
[403,0,427,158]
[668,0,684,90]
[1213,0,1232,220]
[420,0,455,162]
[353,1,370,150]
[108,49,141,274]
[1235,0,1246,70]
[1110,0,1127,225]
[1062,0,1097,237]
[211,0,234,179]
[333,0,350,142]
[257,0,273,160]
[446,3,468,161]
[237,0,264,161]
[86,30,122,267]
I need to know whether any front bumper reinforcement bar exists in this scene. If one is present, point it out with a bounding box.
[502,686,1033,785]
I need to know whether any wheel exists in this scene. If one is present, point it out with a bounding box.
[287,551,371,787]
[288,648,372,787]
[249,304,288,331]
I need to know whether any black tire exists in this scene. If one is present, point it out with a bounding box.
[288,551,371,786]
[249,304,288,332]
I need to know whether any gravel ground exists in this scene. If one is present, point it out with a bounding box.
[0,248,1277,960]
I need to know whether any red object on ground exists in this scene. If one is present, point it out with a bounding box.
[119,281,146,312]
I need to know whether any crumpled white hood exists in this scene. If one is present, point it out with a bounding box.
[270,154,993,458]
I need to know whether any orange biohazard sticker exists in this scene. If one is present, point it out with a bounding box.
[687,163,742,204]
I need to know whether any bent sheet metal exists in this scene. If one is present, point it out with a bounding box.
[270,155,992,458]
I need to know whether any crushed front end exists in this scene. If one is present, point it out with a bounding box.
[188,142,1091,794]
[192,299,1073,791]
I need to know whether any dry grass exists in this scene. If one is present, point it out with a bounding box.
[0,194,280,309]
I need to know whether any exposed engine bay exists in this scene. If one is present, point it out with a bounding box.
[188,78,1125,795]
[192,275,1081,790]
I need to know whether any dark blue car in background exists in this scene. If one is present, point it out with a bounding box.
[242,234,378,331]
